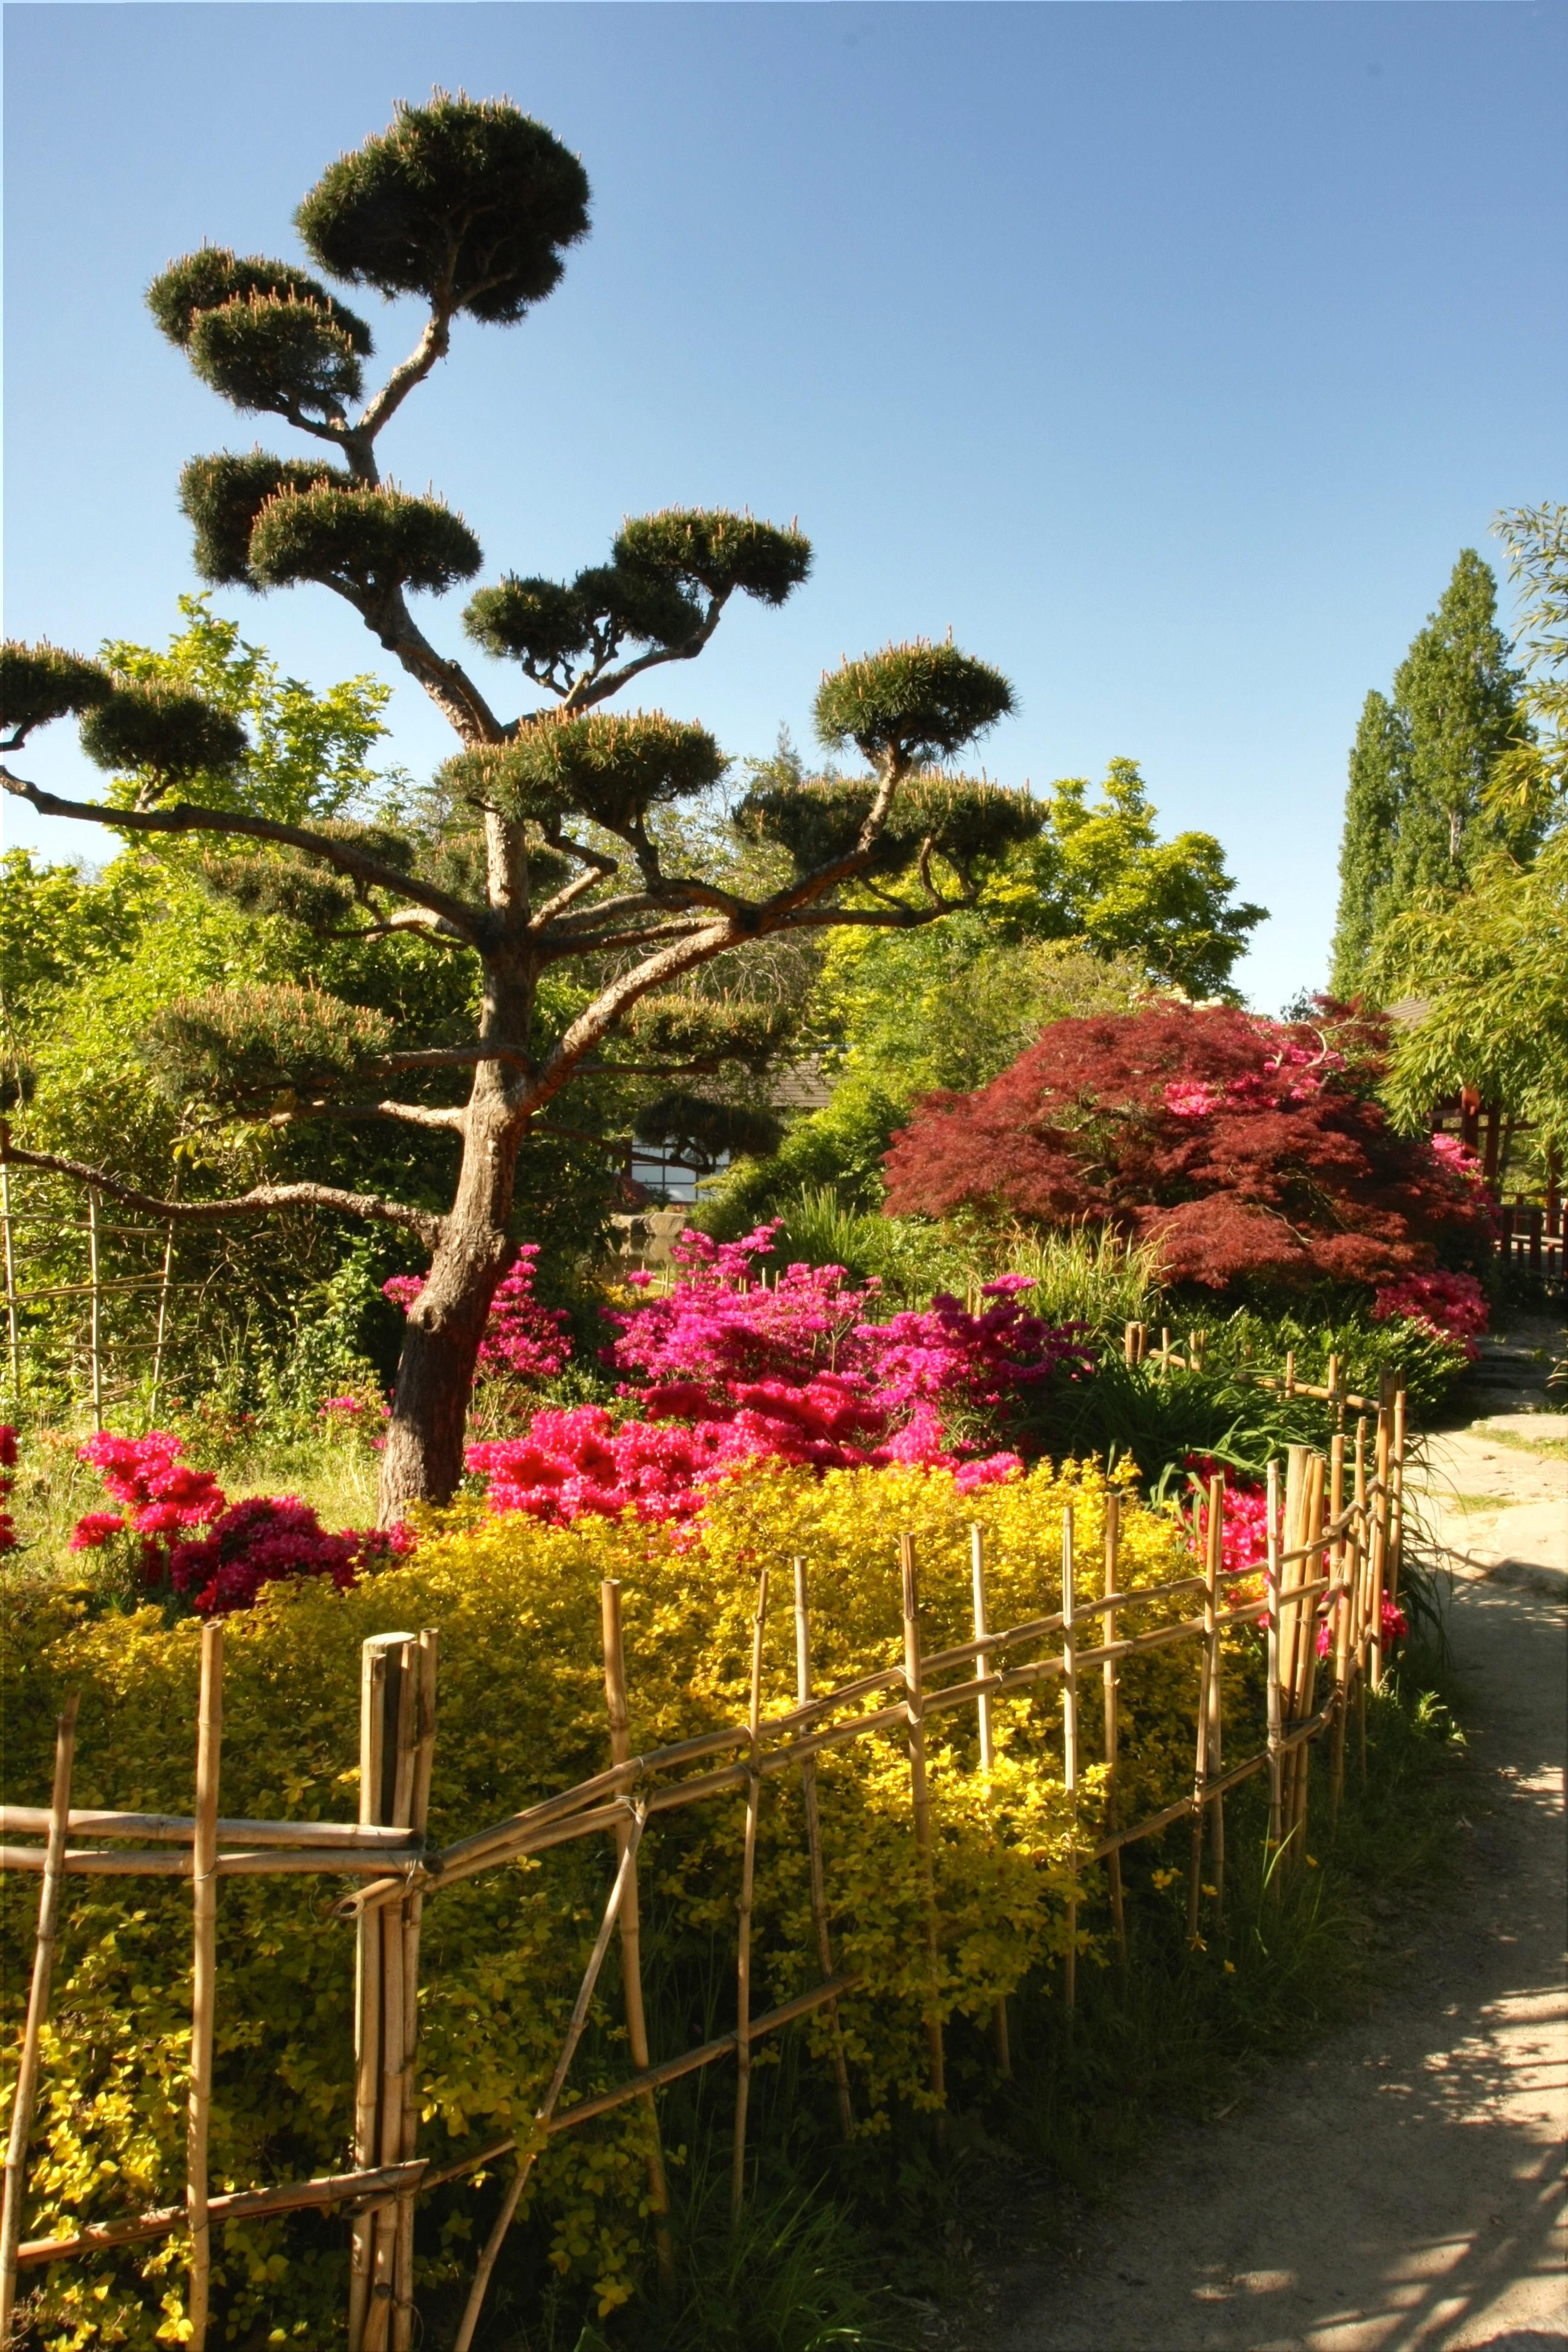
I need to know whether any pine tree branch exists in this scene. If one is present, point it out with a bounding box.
[268,1099,468,1133]
[0,1137,444,1246]
[345,585,505,746]
[354,304,454,448]
[374,1046,532,1074]
[0,765,484,939]
[560,596,728,712]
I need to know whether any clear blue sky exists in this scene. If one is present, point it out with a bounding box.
[5,2,1564,1007]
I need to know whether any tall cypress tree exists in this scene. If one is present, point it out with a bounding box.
[1328,550,1530,996]
[1329,688,1407,994]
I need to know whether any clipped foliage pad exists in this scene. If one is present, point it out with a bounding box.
[146,982,395,1102]
[79,684,249,785]
[452,711,727,833]
[186,295,365,421]
[247,485,482,597]
[179,453,353,587]
[737,773,1042,880]
[146,247,373,353]
[615,509,812,606]
[295,94,591,322]
[0,641,112,742]
[815,641,1014,762]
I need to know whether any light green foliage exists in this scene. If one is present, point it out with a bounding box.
[97,596,392,824]
[976,758,1266,998]
[1330,551,1534,995]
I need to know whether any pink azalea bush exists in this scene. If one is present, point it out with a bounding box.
[1371,1269,1489,1359]
[69,1429,405,1615]
[466,1224,1086,1525]
[384,1243,569,1383]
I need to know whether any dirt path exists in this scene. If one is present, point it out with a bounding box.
[987,1416,1567,2352]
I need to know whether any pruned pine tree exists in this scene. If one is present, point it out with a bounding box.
[0,95,1040,1516]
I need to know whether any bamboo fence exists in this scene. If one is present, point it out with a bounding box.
[0,1394,1406,2348]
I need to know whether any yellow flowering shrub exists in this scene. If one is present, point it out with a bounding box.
[0,1456,1253,2345]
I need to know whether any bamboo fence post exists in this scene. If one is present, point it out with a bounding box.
[1187,1477,1223,1936]
[87,1189,103,1432]
[364,1638,418,2352]
[1100,1494,1126,1955]
[1328,1436,1351,1825]
[1370,1405,1391,1692]
[731,1569,769,2223]
[1284,1349,1296,1398]
[1060,1505,1079,2012]
[1123,1321,1137,1368]
[898,1532,946,2123]
[1205,1476,1225,1919]
[599,1583,674,2281]
[792,1560,854,2138]
[390,1629,437,2352]
[1389,1387,1406,1609]
[1265,1460,1284,1854]
[969,1526,1011,2074]
[453,1809,650,2352]
[0,1692,79,2344]
[349,1639,391,2350]
[187,1624,223,2351]
[0,1163,19,1402]
[1158,1327,1171,1373]
[1354,1417,1370,1780]
[148,1220,177,1423]
[1289,1457,1326,1847]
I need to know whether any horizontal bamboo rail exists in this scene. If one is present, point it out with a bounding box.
[16,2162,431,2269]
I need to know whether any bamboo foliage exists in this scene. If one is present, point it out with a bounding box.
[0,1390,1406,2339]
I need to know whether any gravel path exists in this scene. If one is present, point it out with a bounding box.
[986,1417,1567,2352]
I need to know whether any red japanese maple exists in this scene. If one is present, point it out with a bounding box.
[882,1004,1490,1290]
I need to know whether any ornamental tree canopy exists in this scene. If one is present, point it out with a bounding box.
[1,91,1046,1518]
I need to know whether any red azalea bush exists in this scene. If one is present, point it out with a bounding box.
[0,1425,18,1554]
[883,1003,1494,1295]
[1372,1269,1489,1359]
[68,1429,406,1615]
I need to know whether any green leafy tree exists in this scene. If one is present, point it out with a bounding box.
[1371,506,1568,1163]
[1330,550,1533,992]
[971,756,1264,996]
[1,95,1041,1512]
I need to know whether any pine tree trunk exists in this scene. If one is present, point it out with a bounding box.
[377,1091,521,1522]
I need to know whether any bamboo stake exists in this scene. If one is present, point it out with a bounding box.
[148,1220,176,1423]
[969,1526,1011,2073]
[1124,1320,1137,1368]
[187,1624,223,2351]
[1100,1494,1126,1955]
[0,1693,79,2344]
[1328,1437,1350,1825]
[349,1638,392,2351]
[1288,1458,1325,1847]
[1354,1418,1370,1782]
[452,1810,648,2352]
[1265,1460,1283,1854]
[1060,1505,1079,2011]
[364,1640,417,2352]
[1187,1478,1223,1936]
[1204,1477,1225,1919]
[731,1570,769,2222]
[0,1165,19,1402]
[792,1561,854,2138]
[599,1583,674,2282]
[87,1189,103,1432]
[1370,1406,1391,1692]
[1388,1387,1406,1609]
[391,1631,437,2352]
[899,1534,946,2123]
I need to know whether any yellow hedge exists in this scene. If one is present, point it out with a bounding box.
[0,1457,1244,2345]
